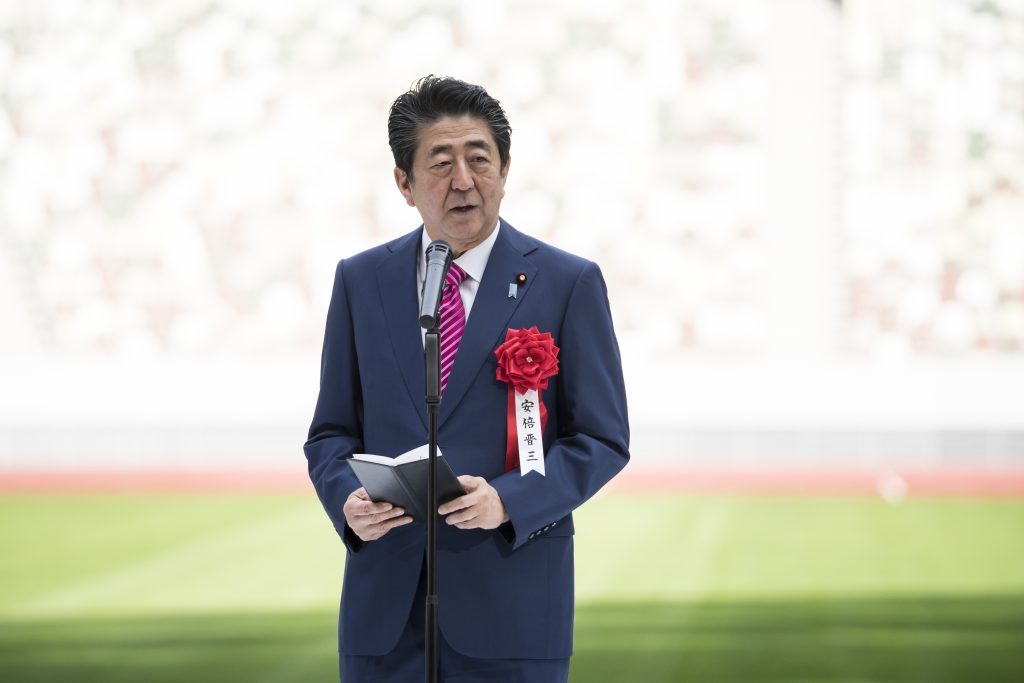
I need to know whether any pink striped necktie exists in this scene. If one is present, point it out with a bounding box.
[438,262,468,395]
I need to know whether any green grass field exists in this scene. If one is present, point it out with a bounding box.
[1,492,1022,682]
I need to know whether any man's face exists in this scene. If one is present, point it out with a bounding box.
[394,115,510,254]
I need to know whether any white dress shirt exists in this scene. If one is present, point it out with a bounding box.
[417,221,500,344]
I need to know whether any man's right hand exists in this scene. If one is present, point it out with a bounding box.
[343,487,413,542]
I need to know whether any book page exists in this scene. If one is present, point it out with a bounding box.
[351,444,438,466]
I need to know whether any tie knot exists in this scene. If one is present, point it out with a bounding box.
[446,262,468,287]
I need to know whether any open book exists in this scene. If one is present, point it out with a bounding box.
[349,445,465,522]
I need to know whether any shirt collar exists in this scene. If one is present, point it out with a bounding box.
[418,220,501,284]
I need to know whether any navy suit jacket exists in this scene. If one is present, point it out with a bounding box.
[304,219,629,659]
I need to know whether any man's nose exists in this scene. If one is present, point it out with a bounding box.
[451,160,473,191]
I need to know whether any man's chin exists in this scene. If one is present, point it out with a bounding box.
[444,208,481,228]
[439,220,496,252]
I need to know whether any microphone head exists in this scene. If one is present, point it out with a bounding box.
[425,240,454,266]
[420,240,455,329]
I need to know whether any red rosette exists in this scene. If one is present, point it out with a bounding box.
[494,327,559,472]
[494,326,560,394]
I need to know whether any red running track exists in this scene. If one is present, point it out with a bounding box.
[1,466,1023,496]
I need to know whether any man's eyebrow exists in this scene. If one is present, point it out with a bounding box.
[465,139,492,152]
[427,139,493,157]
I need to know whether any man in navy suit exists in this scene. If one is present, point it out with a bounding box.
[304,76,629,682]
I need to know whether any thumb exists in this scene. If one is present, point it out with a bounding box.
[456,475,481,492]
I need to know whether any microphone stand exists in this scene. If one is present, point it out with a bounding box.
[423,326,441,683]
[419,238,451,683]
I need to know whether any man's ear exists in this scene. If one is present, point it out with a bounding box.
[394,168,415,207]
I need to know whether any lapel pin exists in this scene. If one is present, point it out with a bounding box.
[508,273,527,299]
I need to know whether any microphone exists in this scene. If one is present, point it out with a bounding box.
[419,240,454,329]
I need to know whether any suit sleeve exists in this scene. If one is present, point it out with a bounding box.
[491,260,630,549]
[303,260,367,552]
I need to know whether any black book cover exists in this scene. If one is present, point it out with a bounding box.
[348,447,464,522]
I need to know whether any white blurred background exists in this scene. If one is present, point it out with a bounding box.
[1,0,1022,476]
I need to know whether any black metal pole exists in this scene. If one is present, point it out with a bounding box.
[423,328,441,683]
[420,239,451,683]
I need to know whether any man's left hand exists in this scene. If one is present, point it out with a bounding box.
[439,475,510,530]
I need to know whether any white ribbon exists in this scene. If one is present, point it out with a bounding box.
[514,388,545,476]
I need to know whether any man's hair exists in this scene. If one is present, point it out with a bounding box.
[387,75,512,180]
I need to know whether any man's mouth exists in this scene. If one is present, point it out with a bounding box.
[450,204,476,214]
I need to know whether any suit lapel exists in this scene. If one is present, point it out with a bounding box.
[376,228,428,431]
[439,221,538,427]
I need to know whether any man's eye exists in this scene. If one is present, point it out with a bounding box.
[433,161,451,169]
